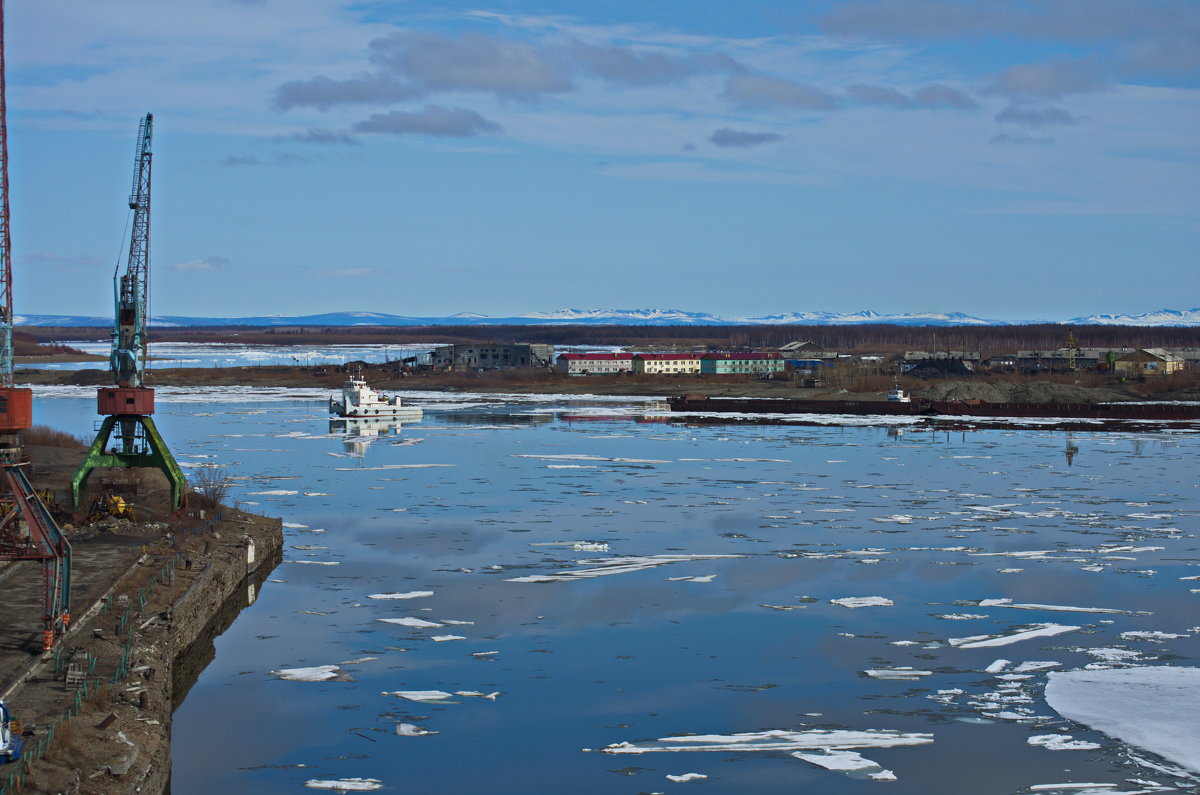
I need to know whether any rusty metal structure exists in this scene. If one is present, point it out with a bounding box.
[0,0,73,652]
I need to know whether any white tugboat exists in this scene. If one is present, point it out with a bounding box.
[886,382,911,403]
[330,374,422,419]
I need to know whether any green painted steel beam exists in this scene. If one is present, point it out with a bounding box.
[71,415,187,511]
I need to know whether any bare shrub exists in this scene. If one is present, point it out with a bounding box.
[23,425,88,448]
[190,465,233,510]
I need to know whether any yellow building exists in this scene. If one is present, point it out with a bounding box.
[632,353,703,374]
[1115,348,1185,376]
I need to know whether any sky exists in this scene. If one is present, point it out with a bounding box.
[6,0,1199,321]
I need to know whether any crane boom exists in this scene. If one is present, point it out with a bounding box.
[112,113,152,388]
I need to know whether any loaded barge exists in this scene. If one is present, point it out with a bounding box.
[667,394,1200,421]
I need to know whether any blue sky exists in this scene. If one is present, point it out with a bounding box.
[7,0,1198,320]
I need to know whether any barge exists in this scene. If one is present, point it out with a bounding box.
[667,394,1200,421]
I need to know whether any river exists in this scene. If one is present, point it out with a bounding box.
[28,380,1200,794]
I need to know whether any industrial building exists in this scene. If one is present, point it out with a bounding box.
[431,343,555,370]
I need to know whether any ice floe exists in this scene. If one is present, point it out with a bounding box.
[303,778,383,791]
[377,617,443,628]
[505,554,742,583]
[1028,734,1102,751]
[863,668,933,680]
[830,597,894,608]
[1045,666,1200,775]
[791,749,897,781]
[949,623,1080,649]
[599,728,934,755]
[665,772,707,782]
[367,591,435,600]
[396,723,438,737]
[270,665,353,682]
[431,635,466,642]
[978,598,1139,615]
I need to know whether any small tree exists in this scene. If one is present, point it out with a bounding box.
[190,465,233,510]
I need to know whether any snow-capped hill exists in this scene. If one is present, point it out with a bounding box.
[518,308,724,324]
[1068,308,1200,327]
[13,307,1200,328]
[741,310,1002,326]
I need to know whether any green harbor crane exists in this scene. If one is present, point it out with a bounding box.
[71,114,187,512]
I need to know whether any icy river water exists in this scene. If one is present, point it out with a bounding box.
[29,385,1200,794]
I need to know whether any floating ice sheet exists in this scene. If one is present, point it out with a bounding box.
[949,623,1080,649]
[367,591,435,600]
[791,749,897,781]
[978,598,1138,615]
[270,665,352,682]
[831,597,894,608]
[378,617,443,628]
[505,554,742,583]
[1045,666,1200,775]
[304,778,383,791]
[600,728,933,755]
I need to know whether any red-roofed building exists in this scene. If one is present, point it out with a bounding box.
[556,352,634,375]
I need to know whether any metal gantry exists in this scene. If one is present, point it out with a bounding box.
[71,114,186,511]
[0,0,73,652]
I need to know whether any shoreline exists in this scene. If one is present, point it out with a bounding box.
[0,445,283,794]
[12,363,1199,404]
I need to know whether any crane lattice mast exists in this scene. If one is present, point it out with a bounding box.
[0,0,73,651]
[71,114,186,511]
[113,114,152,388]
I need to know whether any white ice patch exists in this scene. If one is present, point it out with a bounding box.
[431,635,466,642]
[665,772,708,782]
[949,623,1080,649]
[303,778,382,791]
[1028,734,1102,751]
[791,749,897,781]
[382,690,454,702]
[505,554,742,583]
[246,489,299,496]
[1045,666,1200,775]
[831,597,894,608]
[378,617,443,628]
[270,665,352,682]
[367,591,435,600]
[863,668,932,680]
[667,575,717,583]
[396,723,438,737]
[600,728,933,755]
[978,598,1138,615]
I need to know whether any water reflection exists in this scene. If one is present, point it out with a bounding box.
[329,415,422,459]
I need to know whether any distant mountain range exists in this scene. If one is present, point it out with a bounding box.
[13,307,1200,328]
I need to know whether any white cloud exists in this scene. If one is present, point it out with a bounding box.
[172,256,229,272]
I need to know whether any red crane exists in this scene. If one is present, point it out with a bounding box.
[0,0,72,652]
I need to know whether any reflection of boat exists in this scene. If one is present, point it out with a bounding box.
[329,416,421,458]
[1,700,23,765]
[330,375,422,419]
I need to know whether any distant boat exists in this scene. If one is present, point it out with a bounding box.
[1,700,23,765]
[330,374,422,419]
[886,384,911,403]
